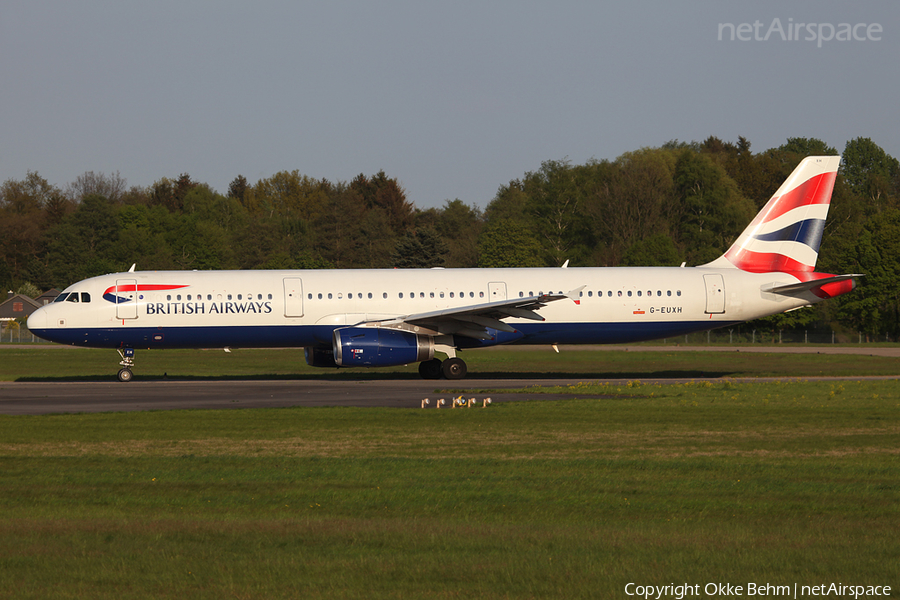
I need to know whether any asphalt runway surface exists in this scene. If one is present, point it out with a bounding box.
[2,345,899,415]
[0,378,612,415]
[3,374,900,415]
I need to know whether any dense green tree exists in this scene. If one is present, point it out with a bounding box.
[484,180,530,226]
[841,138,900,211]
[227,175,249,203]
[434,199,482,267]
[777,137,838,157]
[0,172,60,287]
[583,151,676,266]
[314,186,394,268]
[835,208,900,337]
[673,150,755,264]
[391,228,449,268]
[66,171,127,204]
[620,233,682,266]
[249,170,330,222]
[350,171,414,235]
[477,220,544,268]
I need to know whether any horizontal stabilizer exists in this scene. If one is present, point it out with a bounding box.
[763,274,862,296]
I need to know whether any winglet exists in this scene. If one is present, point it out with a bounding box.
[128,263,136,273]
[566,285,586,305]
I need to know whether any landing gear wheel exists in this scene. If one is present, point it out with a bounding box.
[441,357,467,380]
[418,358,443,380]
[117,368,134,382]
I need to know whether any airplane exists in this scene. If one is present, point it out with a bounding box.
[28,156,859,382]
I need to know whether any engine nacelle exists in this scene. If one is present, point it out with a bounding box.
[333,327,434,367]
[304,346,338,368]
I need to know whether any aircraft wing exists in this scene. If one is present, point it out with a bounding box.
[363,286,585,340]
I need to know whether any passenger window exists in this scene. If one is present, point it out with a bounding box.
[368,292,373,299]
[178,294,183,301]
[167,295,172,301]
[81,292,91,303]
[237,294,242,300]
[479,291,484,298]
[518,292,523,298]
[207,294,212,300]
[637,291,642,297]
[399,293,404,299]
[328,293,333,299]
[267,294,272,300]
[677,290,682,297]
[307,293,312,299]
[382,292,387,299]
[469,292,474,298]
[627,291,632,297]
[450,292,454,298]
[657,290,662,297]
[440,292,445,298]
[318,293,322,299]
[588,291,593,297]
[617,291,622,297]
[667,290,672,297]
[430,292,434,298]
[420,292,425,298]
[227,294,232,300]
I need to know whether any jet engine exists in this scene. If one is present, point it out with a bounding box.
[333,327,434,367]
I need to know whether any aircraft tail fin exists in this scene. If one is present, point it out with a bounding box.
[704,155,840,273]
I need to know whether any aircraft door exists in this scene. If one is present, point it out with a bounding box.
[283,278,304,317]
[703,274,726,314]
[488,282,507,301]
[116,278,138,320]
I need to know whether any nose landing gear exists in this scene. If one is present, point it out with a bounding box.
[117,348,135,382]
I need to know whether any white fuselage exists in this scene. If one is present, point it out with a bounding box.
[28,266,815,350]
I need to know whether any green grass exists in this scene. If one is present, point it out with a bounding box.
[2,345,900,381]
[1,380,898,598]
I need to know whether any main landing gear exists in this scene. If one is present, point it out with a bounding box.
[117,347,135,382]
[418,356,468,380]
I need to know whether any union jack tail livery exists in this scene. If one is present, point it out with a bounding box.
[707,156,840,273]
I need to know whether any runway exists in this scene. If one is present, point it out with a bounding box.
[0,378,612,415]
[3,372,899,415]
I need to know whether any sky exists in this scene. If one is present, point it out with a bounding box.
[1,1,897,210]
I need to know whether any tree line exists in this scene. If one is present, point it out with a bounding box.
[2,136,898,338]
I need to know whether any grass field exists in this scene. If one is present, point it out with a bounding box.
[2,345,900,381]
[1,366,898,598]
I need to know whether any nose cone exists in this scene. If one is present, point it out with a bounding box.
[27,306,48,333]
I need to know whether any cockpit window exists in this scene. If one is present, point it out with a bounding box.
[66,293,79,303]
[80,292,91,303]
[54,293,69,303]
